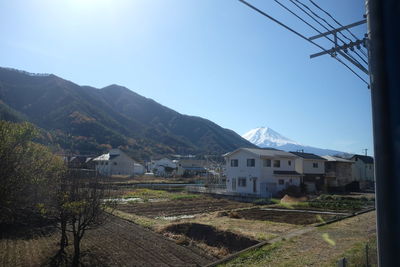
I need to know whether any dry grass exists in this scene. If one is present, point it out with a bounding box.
[185,211,299,241]
[220,211,377,267]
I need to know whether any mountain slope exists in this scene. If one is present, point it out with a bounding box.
[0,67,255,159]
[242,127,345,156]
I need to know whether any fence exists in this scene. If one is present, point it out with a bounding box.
[186,184,227,194]
[337,243,376,266]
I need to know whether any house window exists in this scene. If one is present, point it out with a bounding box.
[288,160,292,166]
[230,159,238,167]
[105,162,108,165]
[114,162,117,165]
[247,159,255,167]
[278,179,284,185]
[263,159,271,167]
[289,178,292,183]
[313,162,318,168]
[238,178,247,187]
[273,160,281,168]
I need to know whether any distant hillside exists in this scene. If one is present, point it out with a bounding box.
[0,67,255,160]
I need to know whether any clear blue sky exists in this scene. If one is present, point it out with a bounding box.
[0,0,373,155]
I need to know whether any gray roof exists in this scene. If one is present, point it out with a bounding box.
[93,153,120,161]
[350,154,374,164]
[322,155,354,163]
[290,151,326,160]
[224,147,296,158]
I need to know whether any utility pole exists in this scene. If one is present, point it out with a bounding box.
[363,148,368,156]
[366,0,400,266]
[308,20,369,75]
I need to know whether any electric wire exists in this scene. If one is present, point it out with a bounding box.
[238,0,369,86]
[291,0,368,65]
[274,0,368,74]
[308,0,362,41]
[308,0,370,57]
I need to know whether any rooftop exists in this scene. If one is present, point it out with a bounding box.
[350,154,374,164]
[224,147,296,158]
[290,151,326,160]
[322,155,354,163]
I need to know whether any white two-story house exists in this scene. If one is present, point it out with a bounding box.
[224,148,301,197]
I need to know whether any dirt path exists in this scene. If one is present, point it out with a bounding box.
[220,211,376,267]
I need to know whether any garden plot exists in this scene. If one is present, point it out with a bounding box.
[230,208,345,225]
[161,223,259,258]
[116,197,253,218]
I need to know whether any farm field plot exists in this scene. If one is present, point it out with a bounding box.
[269,193,375,213]
[220,211,377,267]
[0,215,215,267]
[116,197,253,218]
[233,208,344,225]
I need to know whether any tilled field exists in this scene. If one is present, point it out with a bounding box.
[234,208,344,225]
[116,197,253,218]
[0,216,215,267]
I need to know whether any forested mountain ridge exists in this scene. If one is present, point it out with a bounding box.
[0,67,255,160]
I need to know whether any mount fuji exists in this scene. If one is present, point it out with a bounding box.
[242,127,345,156]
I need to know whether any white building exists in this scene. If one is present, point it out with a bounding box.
[134,162,145,175]
[350,154,374,189]
[290,152,326,192]
[174,159,207,176]
[148,158,177,176]
[224,148,301,197]
[93,148,137,176]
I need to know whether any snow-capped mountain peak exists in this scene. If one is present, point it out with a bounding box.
[242,126,346,156]
[242,127,300,147]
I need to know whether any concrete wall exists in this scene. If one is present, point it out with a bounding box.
[352,159,374,182]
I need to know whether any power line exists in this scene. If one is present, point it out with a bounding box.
[273,0,368,74]
[238,0,369,86]
[273,0,335,43]
[308,0,361,42]
[291,0,368,65]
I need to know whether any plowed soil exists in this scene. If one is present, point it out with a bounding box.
[116,197,253,218]
[234,208,342,225]
[0,216,215,267]
[163,223,259,253]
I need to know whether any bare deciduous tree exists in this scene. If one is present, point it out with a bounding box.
[59,170,115,266]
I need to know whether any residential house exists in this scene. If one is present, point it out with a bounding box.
[93,148,137,176]
[350,154,374,189]
[133,162,145,175]
[322,156,355,189]
[174,159,207,177]
[224,148,301,197]
[290,151,326,192]
[148,158,177,176]
[64,155,95,169]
